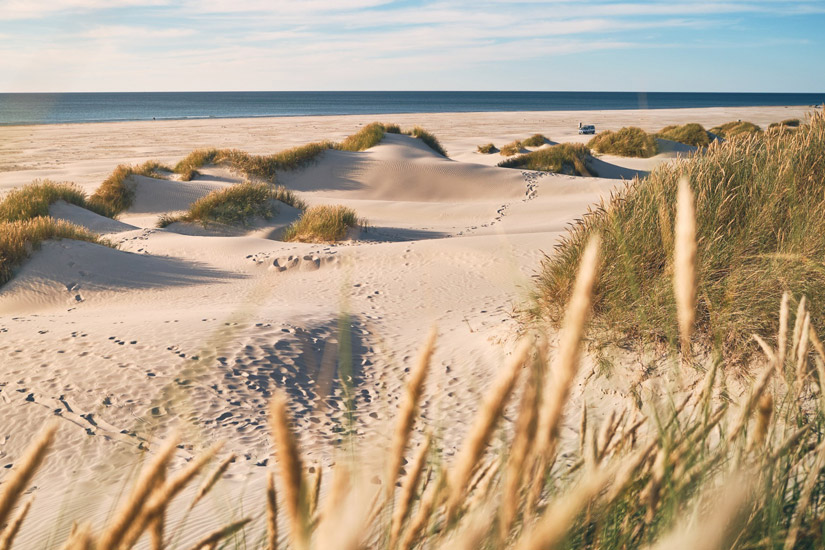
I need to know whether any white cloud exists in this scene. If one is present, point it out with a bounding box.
[0,0,168,20]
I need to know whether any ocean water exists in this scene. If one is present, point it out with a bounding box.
[0,91,822,126]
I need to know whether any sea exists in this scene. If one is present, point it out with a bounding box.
[0,91,822,126]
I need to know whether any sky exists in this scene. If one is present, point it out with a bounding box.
[0,0,824,93]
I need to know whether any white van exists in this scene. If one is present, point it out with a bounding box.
[578,124,596,135]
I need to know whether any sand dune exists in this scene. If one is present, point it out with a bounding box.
[0,106,808,549]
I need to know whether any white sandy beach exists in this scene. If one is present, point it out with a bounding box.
[0,105,813,548]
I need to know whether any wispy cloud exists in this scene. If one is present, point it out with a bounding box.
[0,0,822,91]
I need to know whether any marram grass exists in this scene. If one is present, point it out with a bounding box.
[657,123,711,147]
[498,143,594,176]
[172,123,445,184]
[710,120,762,140]
[0,180,110,222]
[477,143,497,154]
[0,217,112,286]
[282,205,364,243]
[538,110,825,358]
[587,127,659,158]
[89,161,172,216]
[6,217,825,549]
[157,182,307,228]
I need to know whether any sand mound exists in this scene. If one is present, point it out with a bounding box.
[0,239,241,313]
[163,200,304,240]
[128,175,230,214]
[48,200,137,234]
[280,133,526,202]
[656,137,699,156]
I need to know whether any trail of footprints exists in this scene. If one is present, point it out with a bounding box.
[246,250,341,273]
[460,170,547,235]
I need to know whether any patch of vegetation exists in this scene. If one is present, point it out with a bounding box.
[158,182,307,228]
[337,122,388,152]
[710,120,762,140]
[0,217,111,286]
[538,111,825,357]
[404,126,448,157]
[383,123,402,134]
[88,161,171,216]
[0,180,111,222]
[498,143,594,176]
[477,143,498,154]
[9,282,825,550]
[521,133,548,147]
[282,204,363,243]
[657,123,711,147]
[587,127,659,158]
[769,118,801,129]
[174,144,333,182]
[499,141,524,157]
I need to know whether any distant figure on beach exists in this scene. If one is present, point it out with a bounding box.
[578,122,582,129]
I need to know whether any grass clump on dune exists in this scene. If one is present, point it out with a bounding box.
[477,143,498,154]
[500,134,548,157]
[499,141,523,156]
[158,182,307,228]
[88,161,171,216]
[710,120,762,140]
[538,111,825,357]
[282,204,363,243]
[657,123,711,147]
[404,126,448,157]
[175,144,333,182]
[337,122,389,152]
[521,133,548,147]
[587,127,659,158]
[498,143,594,176]
[0,217,110,286]
[0,180,112,222]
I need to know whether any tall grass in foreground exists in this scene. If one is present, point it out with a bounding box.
[157,183,307,228]
[657,123,711,147]
[0,180,111,222]
[0,217,111,286]
[282,205,364,243]
[498,143,594,176]
[538,110,825,359]
[587,127,659,158]
[89,161,172,216]
[6,196,825,549]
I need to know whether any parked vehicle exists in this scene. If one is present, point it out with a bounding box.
[578,124,596,135]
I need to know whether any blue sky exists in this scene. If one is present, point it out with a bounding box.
[1,0,823,92]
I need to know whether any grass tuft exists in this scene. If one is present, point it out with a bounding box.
[477,143,498,154]
[498,143,594,176]
[0,180,112,222]
[710,120,762,140]
[537,111,825,358]
[657,123,711,147]
[174,144,333,183]
[405,126,448,157]
[521,133,548,147]
[158,182,306,228]
[0,217,111,286]
[282,205,364,243]
[89,161,172,216]
[337,123,388,152]
[587,127,659,158]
